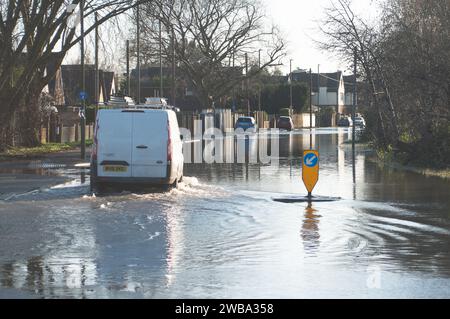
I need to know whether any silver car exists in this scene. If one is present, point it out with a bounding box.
[354,116,366,127]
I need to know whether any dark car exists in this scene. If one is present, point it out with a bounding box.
[337,117,353,127]
[277,116,294,131]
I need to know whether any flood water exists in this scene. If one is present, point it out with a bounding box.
[0,128,449,298]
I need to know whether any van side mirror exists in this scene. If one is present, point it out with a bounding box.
[180,135,184,141]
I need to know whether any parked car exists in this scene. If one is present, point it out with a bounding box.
[235,117,257,131]
[354,115,366,128]
[90,108,184,193]
[337,116,353,127]
[277,116,294,131]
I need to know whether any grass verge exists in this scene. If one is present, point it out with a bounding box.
[0,140,93,160]
[373,149,450,180]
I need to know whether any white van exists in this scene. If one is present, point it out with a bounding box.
[90,108,184,192]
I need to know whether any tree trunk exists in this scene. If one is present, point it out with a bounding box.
[0,122,14,152]
[17,91,42,147]
[0,95,17,151]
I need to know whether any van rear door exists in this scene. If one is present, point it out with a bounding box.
[131,111,168,178]
[97,110,133,178]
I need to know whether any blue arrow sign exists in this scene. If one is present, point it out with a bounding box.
[304,153,318,168]
[79,91,87,101]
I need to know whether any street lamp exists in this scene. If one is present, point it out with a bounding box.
[309,68,315,150]
[159,19,163,98]
[289,59,293,116]
[80,0,86,160]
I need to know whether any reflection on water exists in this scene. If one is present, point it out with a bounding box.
[0,128,449,298]
[1,256,97,298]
[301,204,321,256]
[164,204,184,289]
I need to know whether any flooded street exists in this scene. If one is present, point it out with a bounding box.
[0,128,449,298]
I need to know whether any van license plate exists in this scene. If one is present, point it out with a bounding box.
[103,166,128,173]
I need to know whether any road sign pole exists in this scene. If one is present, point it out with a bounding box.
[80,0,86,160]
[95,12,99,120]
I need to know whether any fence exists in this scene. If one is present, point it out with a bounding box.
[178,109,247,135]
[40,124,94,144]
[292,114,317,129]
[39,113,317,144]
[254,111,270,129]
[38,110,319,145]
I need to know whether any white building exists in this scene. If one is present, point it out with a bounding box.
[292,70,355,115]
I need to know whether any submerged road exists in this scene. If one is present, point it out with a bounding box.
[0,128,449,298]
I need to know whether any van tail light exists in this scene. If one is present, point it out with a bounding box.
[167,120,172,162]
[92,118,99,161]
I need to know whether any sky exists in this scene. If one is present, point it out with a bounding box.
[262,0,381,74]
[66,0,381,75]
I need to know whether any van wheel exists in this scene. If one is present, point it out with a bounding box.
[92,182,106,195]
[90,178,97,193]
[163,180,177,192]
[90,163,98,193]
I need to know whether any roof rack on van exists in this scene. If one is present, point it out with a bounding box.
[107,96,135,108]
[128,97,180,112]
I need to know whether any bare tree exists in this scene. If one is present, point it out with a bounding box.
[136,0,286,109]
[379,0,449,165]
[319,0,449,166]
[318,0,400,147]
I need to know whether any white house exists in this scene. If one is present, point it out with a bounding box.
[292,70,347,114]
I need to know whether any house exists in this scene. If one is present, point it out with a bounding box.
[45,64,117,128]
[45,57,65,107]
[291,70,346,114]
[129,65,244,111]
[130,65,204,110]
[60,65,116,107]
[103,71,117,102]
[129,66,173,103]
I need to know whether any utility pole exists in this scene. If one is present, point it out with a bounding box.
[80,0,86,160]
[232,52,236,112]
[258,49,261,112]
[95,12,99,119]
[245,53,250,116]
[352,51,357,143]
[126,40,130,97]
[352,50,358,184]
[159,20,163,98]
[317,64,320,108]
[289,59,293,116]
[171,27,176,106]
[310,68,313,149]
[136,4,141,104]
